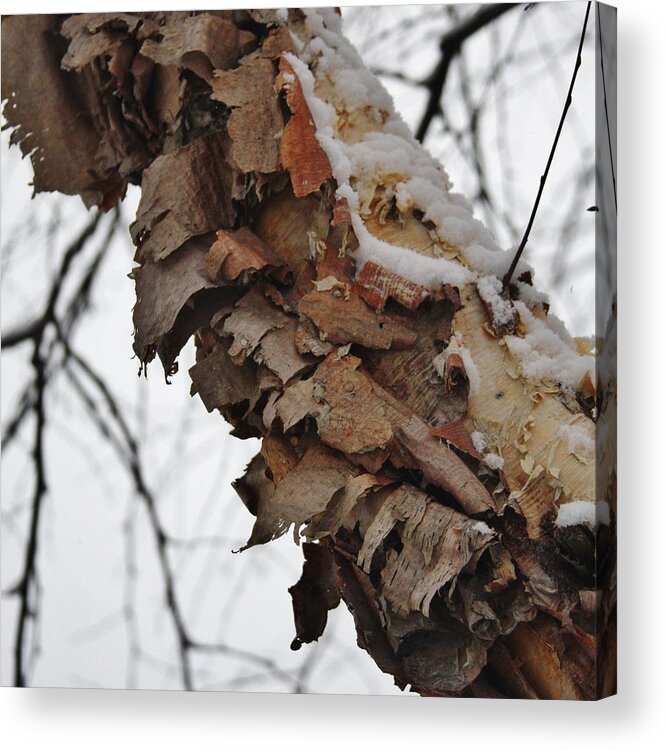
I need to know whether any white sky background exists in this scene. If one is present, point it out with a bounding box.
[0,3,597,694]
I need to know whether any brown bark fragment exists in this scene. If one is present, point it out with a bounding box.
[278,57,332,196]
[132,233,217,363]
[1,15,126,208]
[253,188,321,274]
[332,197,352,227]
[260,433,299,484]
[147,62,182,133]
[299,287,418,350]
[60,14,144,71]
[487,641,540,699]
[507,539,578,626]
[211,54,285,174]
[508,617,595,700]
[295,319,336,357]
[335,552,406,688]
[259,25,296,60]
[189,342,259,413]
[396,417,497,515]
[131,132,238,262]
[313,354,400,455]
[205,227,283,283]
[357,261,430,312]
[140,13,255,82]
[308,474,391,539]
[240,444,358,549]
[253,319,316,384]
[397,625,487,695]
[367,332,468,426]
[289,542,341,648]
[430,419,485,461]
[233,452,278,549]
[222,287,287,363]
[270,376,319,432]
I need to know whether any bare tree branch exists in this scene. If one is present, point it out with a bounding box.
[416,3,518,142]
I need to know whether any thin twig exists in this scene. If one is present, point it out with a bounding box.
[1,213,102,350]
[503,1,592,288]
[62,346,195,690]
[11,336,47,687]
[61,343,300,691]
[6,211,118,686]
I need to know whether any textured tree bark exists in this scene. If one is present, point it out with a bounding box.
[1,8,615,698]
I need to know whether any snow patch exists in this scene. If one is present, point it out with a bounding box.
[505,302,594,390]
[350,210,475,290]
[514,280,550,309]
[477,275,515,326]
[471,431,487,454]
[471,431,504,470]
[483,453,505,471]
[555,500,610,529]
[472,521,494,535]
[558,422,595,457]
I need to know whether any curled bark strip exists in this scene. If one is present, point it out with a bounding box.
[131,132,237,263]
[357,261,430,312]
[396,417,497,515]
[278,57,332,197]
[205,227,283,283]
[289,541,341,649]
[140,13,255,83]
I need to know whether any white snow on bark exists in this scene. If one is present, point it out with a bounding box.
[286,8,592,394]
[477,274,515,325]
[471,431,487,454]
[558,421,595,457]
[483,452,505,470]
[285,9,534,291]
[471,431,504,470]
[505,302,594,390]
[555,500,610,529]
[472,520,495,535]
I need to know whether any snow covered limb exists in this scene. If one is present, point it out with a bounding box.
[1,7,615,698]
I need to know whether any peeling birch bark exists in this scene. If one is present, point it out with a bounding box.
[1,7,615,699]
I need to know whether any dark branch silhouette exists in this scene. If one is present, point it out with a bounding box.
[5,211,117,686]
[415,3,518,142]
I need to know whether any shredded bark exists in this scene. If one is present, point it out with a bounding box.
[289,541,341,649]
[211,54,285,174]
[133,233,217,364]
[140,13,255,83]
[131,132,238,263]
[2,8,613,700]
[278,57,332,196]
[205,227,283,283]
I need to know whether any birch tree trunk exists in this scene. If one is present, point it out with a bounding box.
[1,8,616,698]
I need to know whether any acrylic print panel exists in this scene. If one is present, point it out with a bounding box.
[0,3,616,698]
